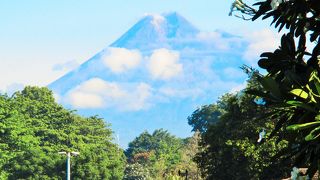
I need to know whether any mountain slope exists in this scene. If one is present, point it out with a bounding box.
[49,12,248,147]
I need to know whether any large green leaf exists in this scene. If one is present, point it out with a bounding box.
[314,81,320,96]
[309,71,320,95]
[305,126,320,141]
[286,101,316,112]
[259,76,282,99]
[286,121,320,131]
[290,89,309,99]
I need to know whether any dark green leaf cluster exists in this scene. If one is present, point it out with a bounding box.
[0,86,125,179]
[238,0,320,178]
[189,76,290,179]
[187,104,221,133]
[253,0,320,40]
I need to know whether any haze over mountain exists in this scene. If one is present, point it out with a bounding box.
[49,12,249,147]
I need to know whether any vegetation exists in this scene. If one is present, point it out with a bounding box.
[188,75,290,179]
[0,87,201,180]
[124,129,201,179]
[229,0,320,178]
[0,86,125,179]
[4,1,320,179]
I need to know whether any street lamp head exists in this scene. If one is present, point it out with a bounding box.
[71,152,80,156]
[58,151,79,180]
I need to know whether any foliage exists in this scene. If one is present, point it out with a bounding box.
[189,76,290,179]
[173,132,201,179]
[188,104,221,133]
[0,86,126,179]
[123,162,152,180]
[125,129,202,179]
[229,0,320,177]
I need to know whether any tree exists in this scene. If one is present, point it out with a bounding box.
[125,129,184,179]
[189,75,290,179]
[187,104,221,133]
[174,131,202,179]
[229,0,320,177]
[123,162,152,180]
[0,86,126,179]
[126,131,154,161]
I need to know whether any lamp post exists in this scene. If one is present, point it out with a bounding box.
[58,151,80,180]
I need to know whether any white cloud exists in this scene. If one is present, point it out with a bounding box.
[67,91,104,108]
[66,78,124,108]
[125,83,152,111]
[102,47,142,73]
[148,48,183,80]
[243,29,281,65]
[52,60,79,72]
[65,78,152,111]
[197,31,221,40]
[196,32,230,50]
[196,31,244,51]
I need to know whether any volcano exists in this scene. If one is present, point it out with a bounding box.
[49,12,248,147]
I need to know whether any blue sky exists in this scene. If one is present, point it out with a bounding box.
[0,0,284,147]
[0,0,279,93]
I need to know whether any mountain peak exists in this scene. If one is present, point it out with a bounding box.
[49,12,248,148]
[142,13,166,31]
[110,12,199,50]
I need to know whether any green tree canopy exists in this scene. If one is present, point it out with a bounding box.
[189,75,290,179]
[187,104,220,133]
[0,86,125,179]
[125,129,200,179]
